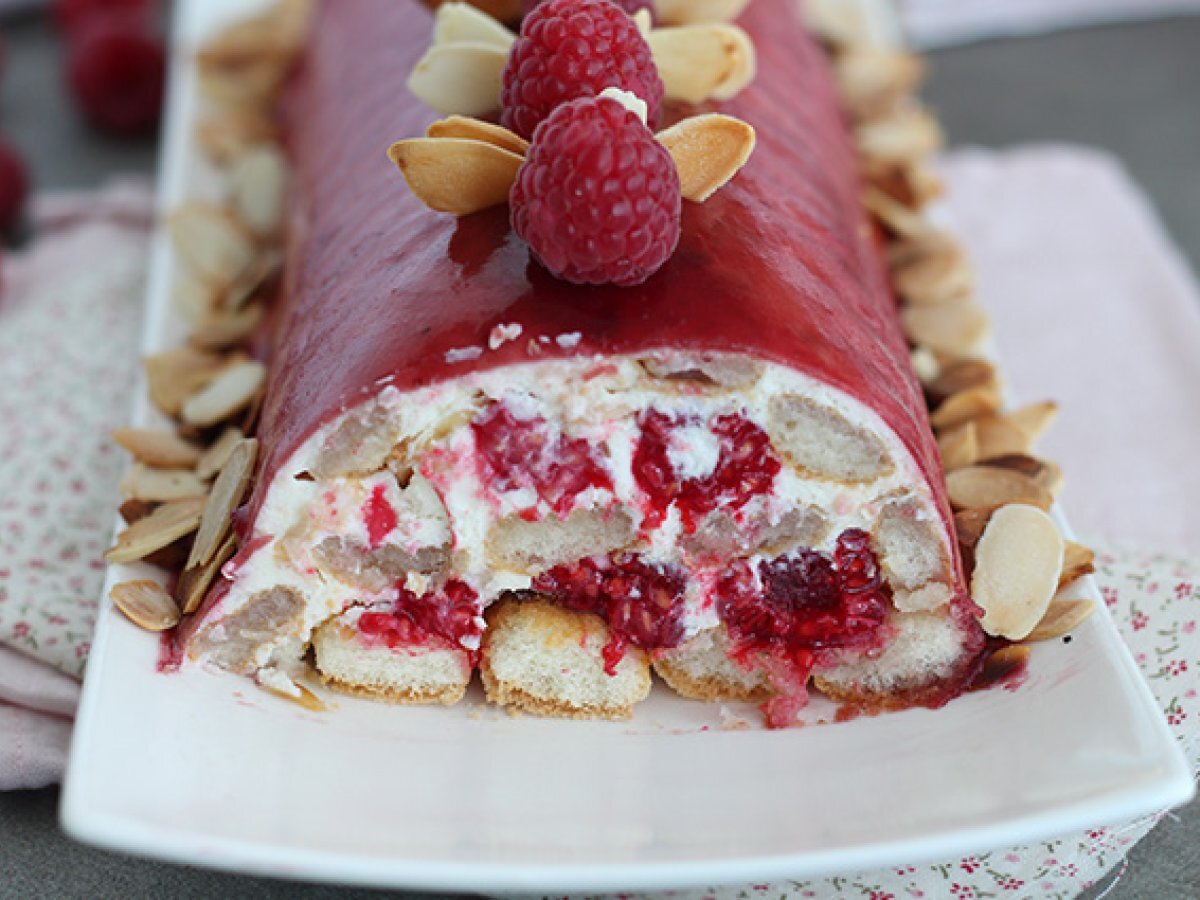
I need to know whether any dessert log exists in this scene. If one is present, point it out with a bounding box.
[177,0,985,724]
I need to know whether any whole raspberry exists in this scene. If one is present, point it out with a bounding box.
[501,0,664,140]
[0,137,30,234]
[523,0,654,20]
[53,0,154,35]
[510,93,681,286]
[66,14,165,136]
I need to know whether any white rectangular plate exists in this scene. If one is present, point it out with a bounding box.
[60,0,1194,892]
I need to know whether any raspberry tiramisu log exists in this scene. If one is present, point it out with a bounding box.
[185,0,986,724]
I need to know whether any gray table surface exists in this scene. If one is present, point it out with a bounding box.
[1,9,1197,900]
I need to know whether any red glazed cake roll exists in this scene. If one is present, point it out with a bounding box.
[185,0,986,724]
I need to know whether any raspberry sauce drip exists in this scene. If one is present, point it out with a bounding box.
[358,579,482,655]
[632,410,781,533]
[362,482,398,549]
[717,528,892,726]
[533,554,687,675]
[471,402,614,518]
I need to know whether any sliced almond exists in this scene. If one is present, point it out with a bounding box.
[1008,400,1059,443]
[946,465,1053,512]
[187,438,258,571]
[971,503,1065,640]
[172,276,220,324]
[388,138,522,216]
[144,347,230,419]
[1058,541,1096,589]
[432,2,516,49]
[930,385,1002,431]
[648,23,756,104]
[954,507,992,552]
[426,116,528,156]
[178,533,237,615]
[901,303,989,355]
[886,229,959,269]
[1025,599,1095,642]
[926,357,998,405]
[974,415,1034,459]
[189,304,265,350]
[181,360,267,428]
[257,674,327,712]
[893,243,973,306]
[804,0,871,48]
[938,421,979,471]
[1034,458,1065,496]
[119,498,155,525]
[112,427,204,469]
[120,464,209,503]
[224,249,281,311]
[910,346,940,386]
[407,42,507,117]
[110,580,181,632]
[834,49,924,121]
[863,186,931,238]
[865,160,943,210]
[169,204,257,289]
[104,497,207,564]
[654,0,751,26]
[657,114,756,202]
[198,58,289,109]
[231,145,289,237]
[856,104,943,165]
[195,108,278,164]
[196,427,246,480]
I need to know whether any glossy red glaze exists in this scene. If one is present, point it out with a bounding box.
[256,0,961,588]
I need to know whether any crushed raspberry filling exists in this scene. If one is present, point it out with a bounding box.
[471,402,613,518]
[362,482,398,549]
[716,529,892,726]
[533,554,687,675]
[633,410,781,532]
[358,579,482,653]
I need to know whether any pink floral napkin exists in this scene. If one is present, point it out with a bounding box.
[0,151,1196,896]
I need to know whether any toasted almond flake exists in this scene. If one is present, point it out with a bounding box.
[189,304,265,350]
[198,58,289,109]
[886,229,959,269]
[120,464,209,503]
[257,673,328,711]
[112,427,204,468]
[195,108,278,165]
[426,116,528,156]
[432,2,516,49]
[1035,458,1065,496]
[407,42,507,116]
[104,497,206,564]
[973,415,1034,459]
[855,104,943,165]
[954,507,992,552]
[946,465,1053,512]
[119,498,155,524]
[172,276,220,324]
[231,145,289,237]
[972,504,1065,640]
[144,347,230,419]
[863,186,931,238]
[925,357,998,405]
[169,204,257,289]
[178,533,237,615]
[938,421,979,471]
[110,580,181,632]
[187,438,258,571]
[388,138,522,216]
[901,303,989,355]
[224,249,282,311]
[930,385,1002,431]
[1058,541,1096,589]
[181,361,266,428]
[655,0,751,25]
[894,243,973,306]
[1025,599,1095,642]
[648,23,756,104]
[910,346,940,385]
[657,113,756,202]
[977,454,1062,495]
[804,0,871,48]
[865,160,942,210]
[1008,400,1059,442]
[834,49,924,120]
[196,427,245,480]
